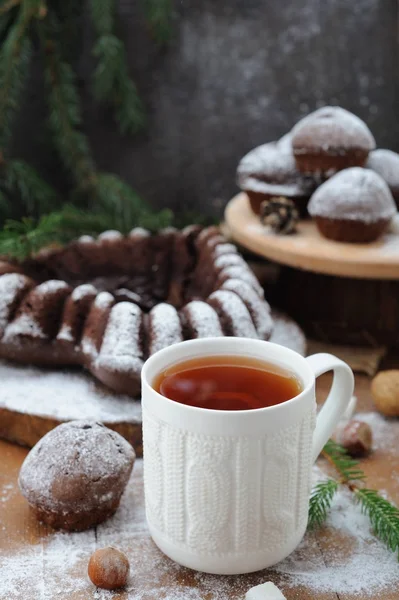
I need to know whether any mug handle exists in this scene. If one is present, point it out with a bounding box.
[306,353,355,462]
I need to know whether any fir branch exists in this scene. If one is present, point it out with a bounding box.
[90,0,145,135]
[142,0,173,43]
[355,488,399,558]
[4,159,57,213]
[308,479,339,529]
[0,9,32,148]
[39,21,96,190]
[322,439,366,483]
[0,206,112,259]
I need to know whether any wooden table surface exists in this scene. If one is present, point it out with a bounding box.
[1,368,399,599]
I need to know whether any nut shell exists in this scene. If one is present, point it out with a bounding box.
[337,420,373,457]
[371,370,399,417]
[88,547,130,590]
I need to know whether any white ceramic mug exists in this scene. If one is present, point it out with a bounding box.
[141,337,354,575]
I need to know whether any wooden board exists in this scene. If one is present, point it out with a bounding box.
[225,193,399,280]
[0,362,143,456]
[1,366,399,599]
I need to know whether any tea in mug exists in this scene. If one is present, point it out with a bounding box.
[153,354,302,411]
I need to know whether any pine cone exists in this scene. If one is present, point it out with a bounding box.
[259,197,299,234]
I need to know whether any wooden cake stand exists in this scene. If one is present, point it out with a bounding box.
[225,193,399,347]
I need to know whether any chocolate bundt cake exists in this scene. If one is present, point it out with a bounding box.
[0,227,273,396]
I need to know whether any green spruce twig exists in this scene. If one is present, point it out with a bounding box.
[90,0,145,135]
[39,17,96,191]
[322,439,366,483]
[309,440,399,561]
[308,479,339,529]
[355,488,399,558]
[4,159,57,214]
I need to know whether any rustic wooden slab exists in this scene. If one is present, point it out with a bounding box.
[1,370,399,599]
[225,193,399,280]
[0,362,143,455]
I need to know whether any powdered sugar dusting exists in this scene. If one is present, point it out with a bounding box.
[269,309,306,356]
[0,360,141,421]
[2,452,399,598]
[98,230,123,241]
[220,279,273,340]
[0,273,31,335]
[218,266,264,297]
[292,106,376,151]
[308,167,397,223]
[97,302,143,373]
[71,284,97,302]
[183,300,223,337]
[366,148,399,191]
[4,312,45,340]
[36,280,70,295]
[19,421,135,512]
[212,243,237,257]
[237,135,316,197]
[208,290,258,338]
[57,324,74,342]
[129,228,150,238]
[214,253,247,271]
[149,303,182,355]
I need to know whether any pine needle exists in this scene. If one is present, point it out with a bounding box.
[308,479,339,529]
[0,15,32,147]
[4,159,57,214]
[355,488,399,558]
[39,16,96,189]
[322,439,366,483]
[90,0,145,134]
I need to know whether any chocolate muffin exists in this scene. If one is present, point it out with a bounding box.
[18,420,135,531]
[292,107,376,175]
[308,167,396,243]
[236,134,318,217]
[366,149,399,208]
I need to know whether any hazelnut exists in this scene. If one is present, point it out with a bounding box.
[88,547,130,590]
[336,419,373,457]
[371,370,399,417]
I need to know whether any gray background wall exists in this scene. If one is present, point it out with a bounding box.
[12,0,399,218]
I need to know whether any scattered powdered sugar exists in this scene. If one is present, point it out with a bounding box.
[91,291,114,310]
[2,453,399,599]
[366,149,399,189]
[355,411,399,453]
[56,324,74,342]
[0,273,31,334]
[0,360,142,421]
[183,300,223,337]
[269,309,306,356]
[97,302,143,374]
[291,106,376,151]
[220,278,273,340]
[78,235,95,244]
[208,290,258,339]
[308,167,397,223]
[149,303,182,355]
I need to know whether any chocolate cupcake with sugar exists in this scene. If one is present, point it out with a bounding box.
[366,149,399,207]
[292,106,376,175]
[237,134,318,217]
[308,167,396,243]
